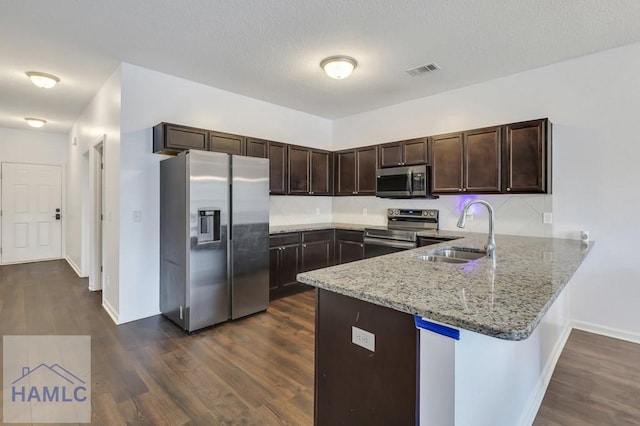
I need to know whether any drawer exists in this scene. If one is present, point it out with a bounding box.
[302,229,334,243]
[270,232,300,247]
[335,230,364,243]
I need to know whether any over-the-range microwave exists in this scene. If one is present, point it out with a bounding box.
[375,164,438,199]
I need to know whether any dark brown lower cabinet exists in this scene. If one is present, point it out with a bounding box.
[335,230,364,263]
[269,233,302,299]
[301,230,334,272]
[315,289,417,425]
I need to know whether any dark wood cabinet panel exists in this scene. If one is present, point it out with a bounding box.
[379,138,427,168]
[379,142,404,167]
[209,131,245,155]
[464,127,502,193]
[356,146,377,194]
[301,230,334,272]
[402,137,429,165]
[335,230,364,264]
[288,146,310,194]
[505,119,550,193]
[431,133,464,193]
[246,138,268,158]
[269,233,302,298]
[268,142,288,195]
[335,150,356,195]
[432,129,501,194]
[310,150,333,195]
[335,146,377,196]
[315,289,417,425]
[153,123,209,154]
[288,146,332,196]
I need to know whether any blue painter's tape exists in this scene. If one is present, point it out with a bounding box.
[414,316,460,340]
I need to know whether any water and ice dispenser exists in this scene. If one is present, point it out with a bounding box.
[197,209,220,244]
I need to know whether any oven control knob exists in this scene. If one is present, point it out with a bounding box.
[388,209,394,215]
[430,211,436,217]
[394,209,400,215]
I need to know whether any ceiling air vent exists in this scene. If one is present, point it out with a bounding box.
[405,62,440,77]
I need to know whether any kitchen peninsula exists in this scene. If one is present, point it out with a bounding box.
[297,232,593,425]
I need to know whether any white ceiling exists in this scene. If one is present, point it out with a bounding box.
[2,0,640,134]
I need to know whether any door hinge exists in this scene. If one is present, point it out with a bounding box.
[101,163,104,170]
[100,266,103,272]
[100,214,103,221]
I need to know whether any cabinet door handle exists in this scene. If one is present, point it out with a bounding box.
[458,188,463,192]
[507,187,511,191]
[360,244,364,247]
[303,244,307,248]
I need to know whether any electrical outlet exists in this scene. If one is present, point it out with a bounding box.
[543,212,553,224]
[362,208,368,216]
[352,326,375,352]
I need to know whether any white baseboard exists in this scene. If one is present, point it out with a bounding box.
[571,320,640,345]
[519,323,573,426]
[102,299,120,325]
[65,256,87,277]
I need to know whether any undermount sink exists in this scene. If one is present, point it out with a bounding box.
[412,246,486,264]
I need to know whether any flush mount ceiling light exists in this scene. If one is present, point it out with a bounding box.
[25,118,47,128]
[25,71,60,89]
[320,56,357,79]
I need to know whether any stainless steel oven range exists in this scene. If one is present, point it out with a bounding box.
[364,208,450,258]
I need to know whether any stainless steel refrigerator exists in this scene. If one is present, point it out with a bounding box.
[160,150,269,332]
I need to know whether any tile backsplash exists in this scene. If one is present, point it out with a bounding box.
[271,194,553,238]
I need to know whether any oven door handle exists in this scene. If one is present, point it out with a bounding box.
[407,169,413,195]
[364,237,417,250]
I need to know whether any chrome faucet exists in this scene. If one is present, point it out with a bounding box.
[457,200,496,259]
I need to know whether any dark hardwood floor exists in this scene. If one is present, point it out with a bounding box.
[1,260,639,425]
[534,329,640,425]
[0,260,315,425]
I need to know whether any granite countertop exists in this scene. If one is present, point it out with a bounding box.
[297,233,593,341]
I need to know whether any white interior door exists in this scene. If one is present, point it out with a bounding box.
[1,163,62,264]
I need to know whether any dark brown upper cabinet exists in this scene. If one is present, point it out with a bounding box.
[431,132,464,193]
[209,131,245,155]
[311,150,333,195]
[246,137,268,158]
[153,123,209,154]
[379,137,428,168]
[288,145,311,194]
[504,118,550,193]
[268,142,288,195]
[431,128,501,194]
[464,127,502,193]
[335,146,377,196]
[288,145,333,196]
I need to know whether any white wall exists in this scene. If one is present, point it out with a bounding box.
[67,67,121,319]
[333,42,640,338]
[117,63,332,323]
[0,127,68,263]
[0,128,68,165]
